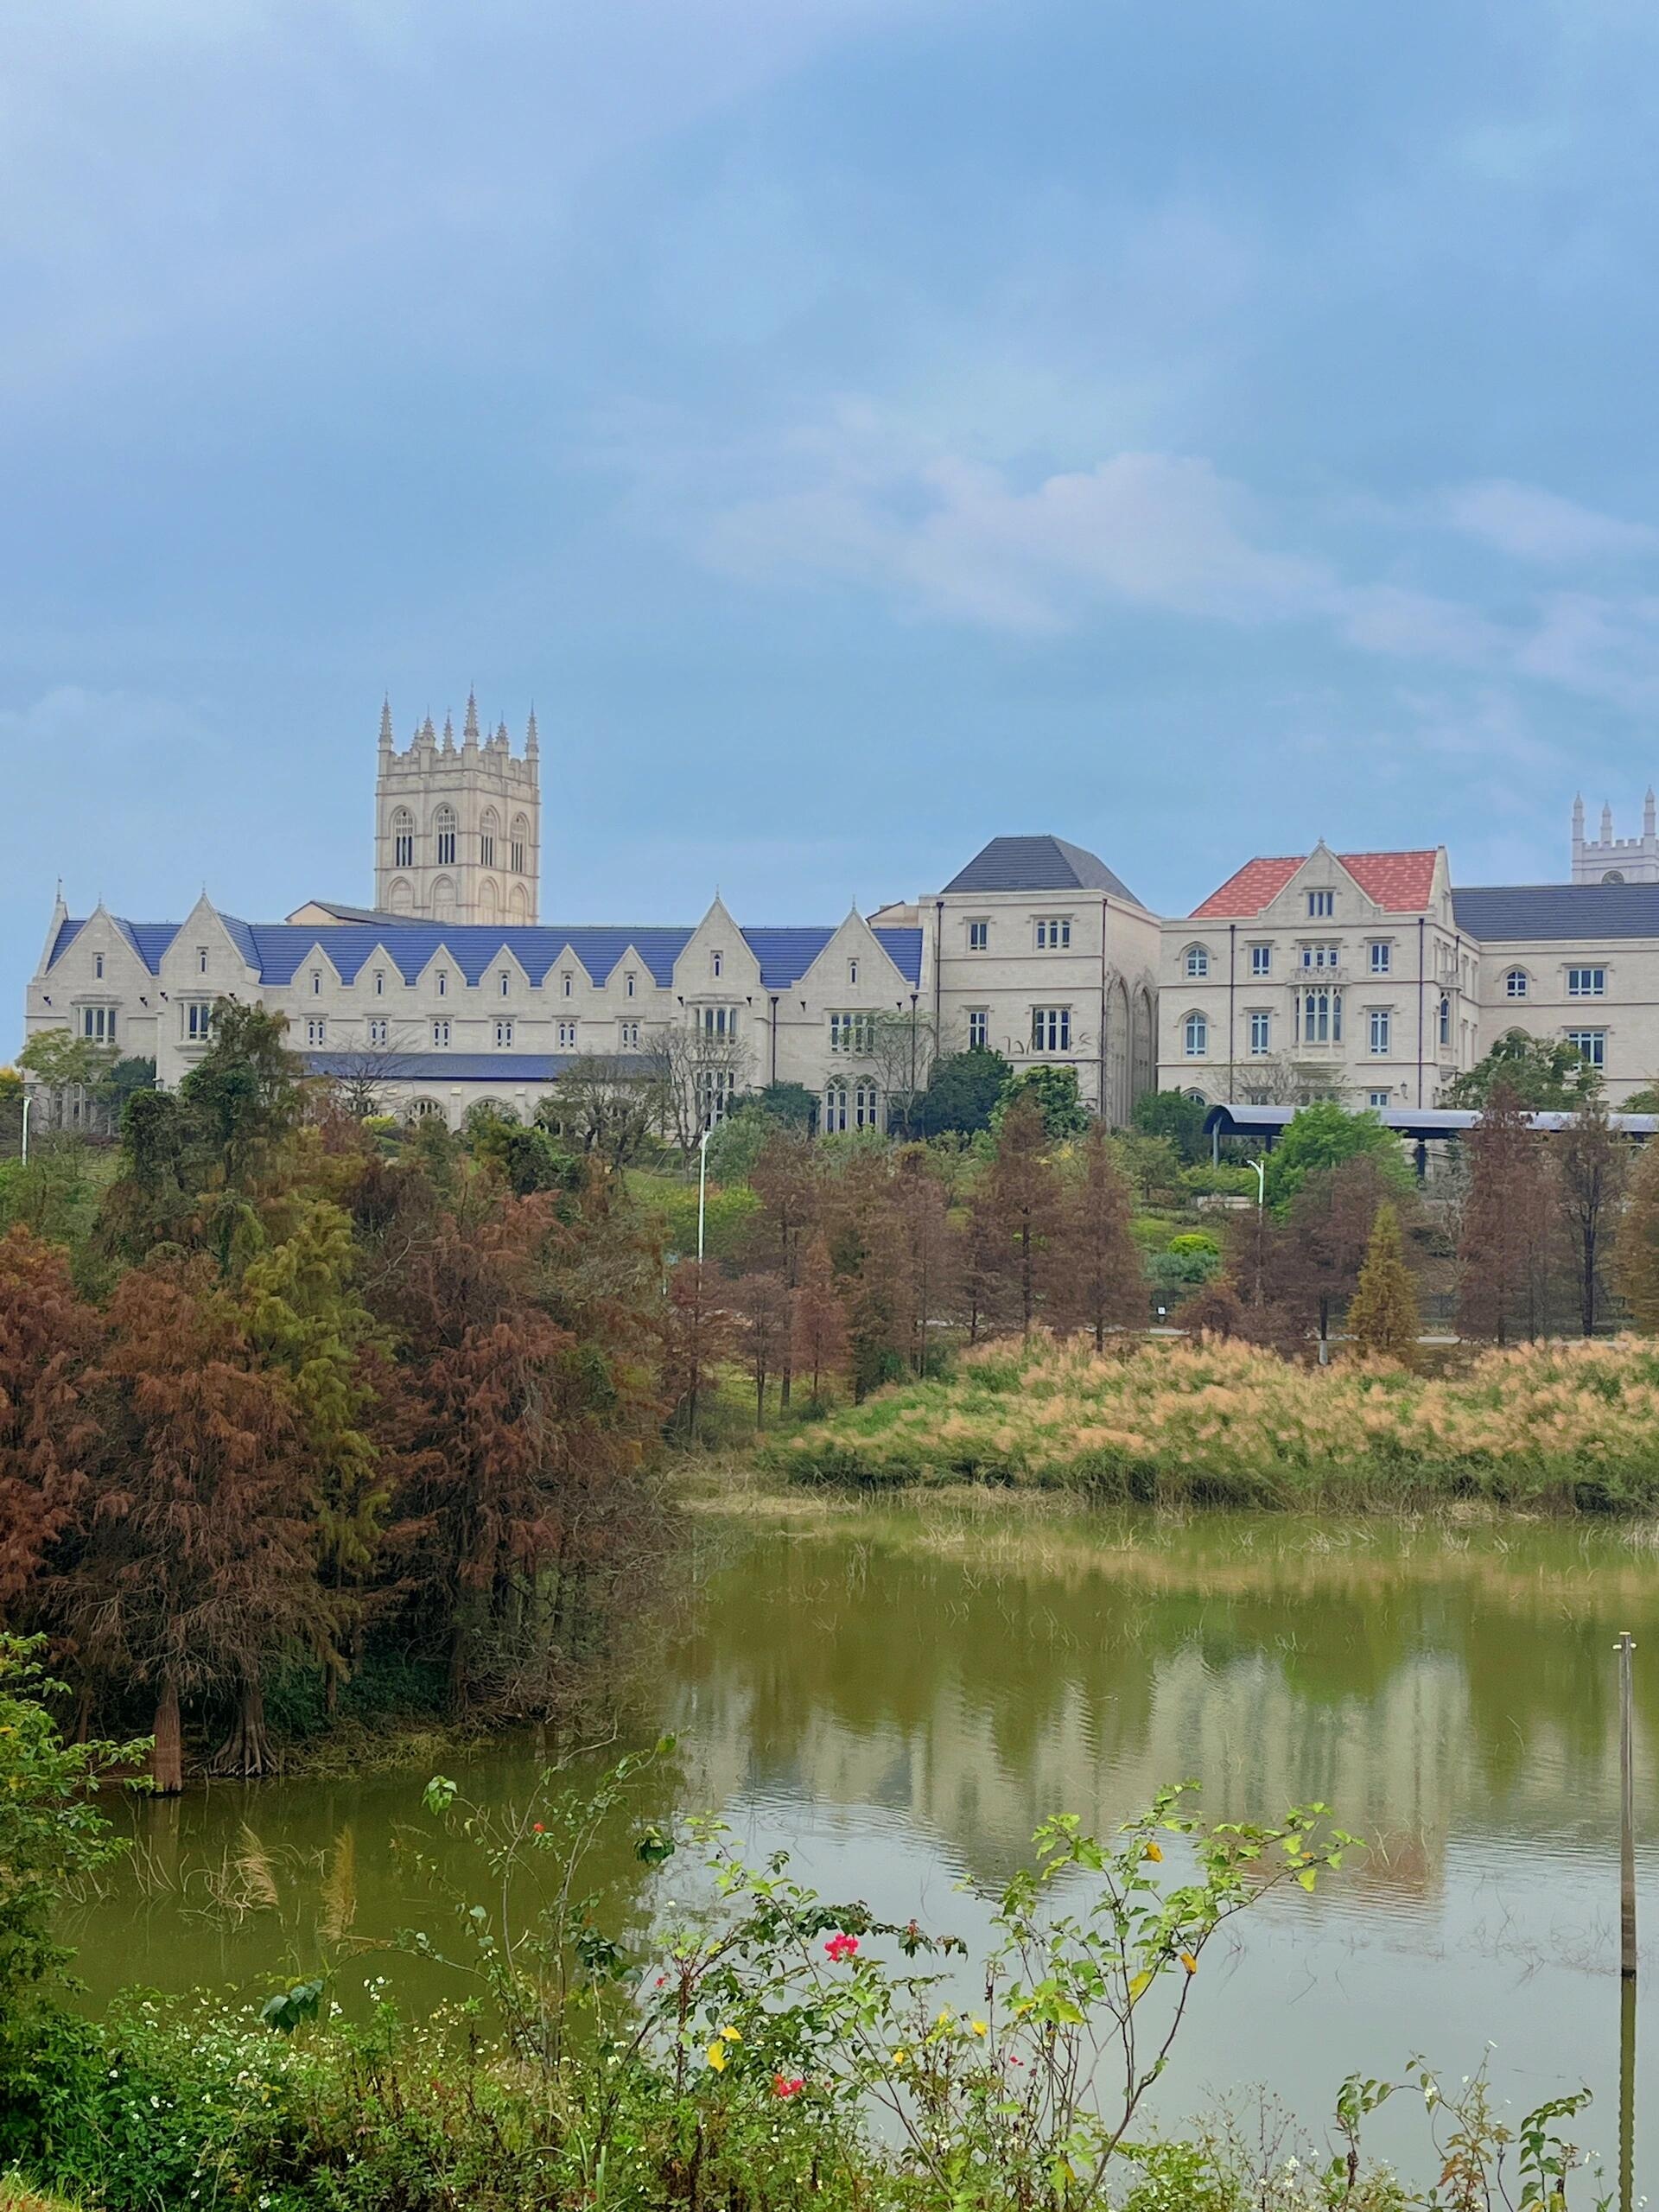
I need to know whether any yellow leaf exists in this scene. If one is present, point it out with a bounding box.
[719,2024,742,2043]
[970,2018,988,2037]
[1180,1952,1198,1975]
[704,2044,727,2071]
[1144,1840,1164,1862]
[1297,1867,1319,1892]
[1128,1969,1154,2003]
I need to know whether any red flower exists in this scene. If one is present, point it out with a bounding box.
[823,1933,859,1963]
[772,2074,805,2099]
[532,1822,544,1834]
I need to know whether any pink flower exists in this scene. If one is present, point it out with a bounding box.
[823,1933,859,1963]
[772,2074,805,2099]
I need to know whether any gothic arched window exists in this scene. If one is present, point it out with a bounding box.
[510,814,529,875]
[508,882,530,924]
[387,878,413,915]
[391,809,414,869]
[432,876,456,923]
[823,1080,848,1133]
[854,1081,880,1130]
[434,805,457,868]
[1183,1011,1208,1057]
[480,809,499,868]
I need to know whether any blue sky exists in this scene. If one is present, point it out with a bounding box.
[8,0,1659,1044]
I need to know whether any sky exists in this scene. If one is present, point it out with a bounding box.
[8,0,1659,1041]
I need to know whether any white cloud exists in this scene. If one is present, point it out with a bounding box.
[1443,478,1659,563]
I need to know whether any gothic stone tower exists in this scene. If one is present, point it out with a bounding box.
[374,692,541,924]
[1571,789,1659,884]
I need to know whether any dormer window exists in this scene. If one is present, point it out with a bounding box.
[1307,889,1334,918]
[712,950,723,979]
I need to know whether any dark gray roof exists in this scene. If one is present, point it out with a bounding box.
[297,900,412,925]
[1205,1103,1659,1141]
[942,836,1141,903]
[1452,882,1659,941]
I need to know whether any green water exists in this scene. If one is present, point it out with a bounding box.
[68,1502,1659,2184]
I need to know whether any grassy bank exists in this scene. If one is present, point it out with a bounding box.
[764,1331,1659,1509]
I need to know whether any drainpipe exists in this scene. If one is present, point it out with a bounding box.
[1228,923,1236,1097]
[1098,897,1109,1117]
[932,899,944,1038]
[769,994,779,1086]
[1416,918,1425,1107]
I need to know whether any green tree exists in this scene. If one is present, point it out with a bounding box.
[1346,1204,1419,1363]
[1262,1101,1411,1214]
[1444,1029,1599,1109]
[918,1047,1012,1137]
[752,1081,817,1130]
[1132,1088,1209,1164]
[994,1063,1090,1140]
[1556,1089,1629,1337]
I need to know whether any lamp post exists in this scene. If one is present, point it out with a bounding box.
[20,1091,31,1166]
[1251,1154,1266,1306]
[696,1121,714,1264]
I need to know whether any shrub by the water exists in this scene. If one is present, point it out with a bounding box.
[767,1330,1659,1509]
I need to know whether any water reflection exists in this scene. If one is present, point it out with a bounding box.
[68,1504,1659,2189]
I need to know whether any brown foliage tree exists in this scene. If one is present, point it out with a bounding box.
[790,1232,849,1403]
[1615,1131,1659,1332]
[969,1099,1062,1337]
[890,1147,963,1374]
[0,1227,102,1619]
[1555,1090,1630,1338]
[1253,1155,1402,1356]
[1175,1274,1247,1338]
[1457,1081,1555,1343]
[68,1262,314,1789]
[1050,1123,1145,1349]
[733,1271,790,1427]
[660,1259,735,1444]
[747,1131,822,1409]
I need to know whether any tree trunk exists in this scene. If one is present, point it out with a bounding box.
[152,1674,183,1796]
[210,1675,276,1779]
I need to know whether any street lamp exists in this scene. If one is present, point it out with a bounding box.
[696,1121,714,1263]
[20,1091,31,1166]
[1250,1154,1266,1307]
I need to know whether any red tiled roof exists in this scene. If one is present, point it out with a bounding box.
[1191,849,1439,918]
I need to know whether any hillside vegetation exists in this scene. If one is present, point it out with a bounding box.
[766,1331,1659,1510]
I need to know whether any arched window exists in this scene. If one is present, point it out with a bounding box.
[508,882,530,924]
[510,815,529,875]
[823,1080,849,1133]
[1183,1011,1208,1057]
[479,878,499,925]
[1184,944,1210,979]
[391,809,414,868]
[1439,995,1452,1046]
[1505,969,1529,999]
[409,1096,443,1122]
[387,877,413,915]
[1604,869,1626,884]
[854,1081,880,1129]
[432,875,456,922]
[480,808,499,868]
[434,805,457,867]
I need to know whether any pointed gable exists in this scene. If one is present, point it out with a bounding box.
[793,908,909,998]
[1191,849,1440,918]
[676,898,760,993]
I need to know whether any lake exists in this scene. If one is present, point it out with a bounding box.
[68,1497,1658,2190]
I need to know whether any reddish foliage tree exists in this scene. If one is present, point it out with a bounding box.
[733,1271,790,1427]
[0,1227,102,1622]
[747,1133,822,1410]
[1458,1080,1556,1343]
[790,1233,849,1403]
[890,1147,962,1375]
[969,1100,1062,1337]
[1050,1123,1146,1349]
[660,1260,736,1444]
[68,1261,314,1789]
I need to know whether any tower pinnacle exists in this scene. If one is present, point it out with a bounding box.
[525,705,539,758]
[463,690,480,750]
[378,696,394,751]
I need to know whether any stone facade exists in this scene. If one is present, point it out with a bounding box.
[372,693,541,924]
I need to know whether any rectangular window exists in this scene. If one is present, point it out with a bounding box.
[1307,889,1334,918]
[1369,1090,1391,1110]
[1369,1008,1391,1055]
[368,1019,388,1046]
[558,1020,578,1048]
[1035,917,1071,949]
[185,1001,213,1041]
[495,1020,513,1047]
[1296,989,1343,1045]
[968,1009,988,1050]
[1300,944,1339,970]
[696,1005,738,1038]
[510,838,525,874]
[1369,941,1391,974]
[431,1020,449,1046]
[306,1018,326,1047]
[1249,944,1271,976]
[1184,1012,1208,1057]
[968,919,988,951]
[79,1005,116,1044]
[830,1012,874,1054]
[394,830,413,868]
[1030,1006,1071,1052]
[1567,967,1606,997]
[1249,1010,1270,1054]
[1567,1029,1606,1067]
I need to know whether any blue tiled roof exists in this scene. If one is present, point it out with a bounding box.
[48,913,925,989]
[942,836,1141,903]
[1452,883,1659,940]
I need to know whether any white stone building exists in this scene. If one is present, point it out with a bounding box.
[24,701,1162,1130]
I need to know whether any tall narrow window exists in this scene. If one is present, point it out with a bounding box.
[434,805,457,867]
[854,1081,880,1130]
[392,810,414,868]
[1439,995,1451,1046]
[1249,1011,1270,1054]
[712,950,723,978]
[563,972,573,998]
[558,1020,578,1048]
[311,969,321,995]
[198,947,209,975]
[432,1020,450,1047]
[849,957,860,985]
[499,970,511,997]
[436,969,448,997]
[1249,944,1271,976]
[968,919,988,951]
[968,1009,988,1050]
[1369,941,1391,974]
[510,815,529,874]
[626,971,636,998]
[1184,1012,1208,1057]
[306,1018,326,1047]
[1369,1009,1391,1055]
[823,1080,848,1133]
[373,969,385,996]
[94,952,104,979]
[186,1002,213,1042]
[480,810,499,868]
[368,1018,388,1046]
[495,1020,513,1047]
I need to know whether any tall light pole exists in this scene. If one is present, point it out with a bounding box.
[20,1091,31,1166]
[1251,1154,1266,1307]
[696,1121,714,1263]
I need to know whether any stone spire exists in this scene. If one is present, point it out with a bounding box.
[1602,800,1615,840]
[418,712,436,752]
[463,689,480,751]
[378,696,394,752]
[494,717,509,752]
[442,712,455,755]
[525,705,539,759]
[1645,788,1655,837]
[1573,792,1585,834]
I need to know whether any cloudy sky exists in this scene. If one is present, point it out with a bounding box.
[7,0,1659,1036]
